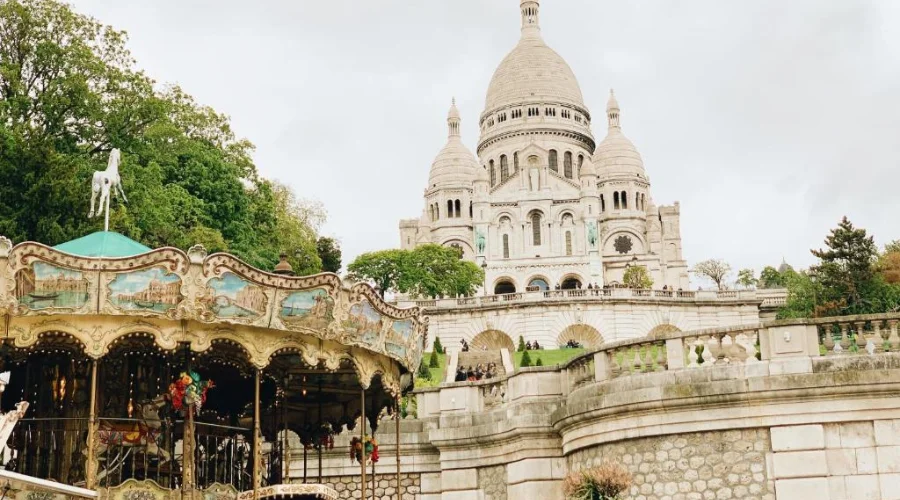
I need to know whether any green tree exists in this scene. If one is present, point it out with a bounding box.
[736,269,757,289]
[776,270,821,319]
[416,361,432,381]
[0,0,323,273]
[518,336,526,352]
[347,249,406,297]
[317,237,342,273]
[759,266,787,289]
[691,259,732,290]
[885,240,900,254]
[433,337,444,354]
[520,350,533,368]
[428,350,440,368]
[623,265,653,289]
[535,357,543,367]
[347,245,484,298]
[809,217,879,315]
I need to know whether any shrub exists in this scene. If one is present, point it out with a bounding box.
[563,462,632,500]
[416,361,432,381]
[518,335,526,352]
[520,350,533,367]
[535,357,543,366]
[433,337,444,354]
[428,350,440,368]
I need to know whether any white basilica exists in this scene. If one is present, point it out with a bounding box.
[399,0,690,295]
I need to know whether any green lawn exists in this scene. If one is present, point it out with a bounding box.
[415,352,447,388]
[513,348,585,368]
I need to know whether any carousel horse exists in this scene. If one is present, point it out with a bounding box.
[88,148,127,219]
[87,394,170,472]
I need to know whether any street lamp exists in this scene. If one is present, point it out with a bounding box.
[481,260,488,296]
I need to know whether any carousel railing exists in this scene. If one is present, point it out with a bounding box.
[193,421,253,491]
[3,417,89,486]
[95,417,179,490]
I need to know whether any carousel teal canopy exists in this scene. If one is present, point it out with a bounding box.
[53,230,151,258]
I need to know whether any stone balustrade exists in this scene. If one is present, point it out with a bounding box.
[397,287,776,310]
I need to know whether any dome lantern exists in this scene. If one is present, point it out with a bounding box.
[520,0,541,38]
[607,89,621,129]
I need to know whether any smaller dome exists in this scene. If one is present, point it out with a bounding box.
[476,164,490,183]
[593,129,644,175]
[579,157,597,177]
[428,99,478,188]
[428,140,479,187]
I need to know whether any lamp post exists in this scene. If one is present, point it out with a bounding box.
[481,261,488,296]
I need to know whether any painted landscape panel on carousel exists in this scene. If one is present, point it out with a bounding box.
[280,288,334,329]
[109,267,183,313]
[14,262,89,310]
[207,272,267,319]
[344,300,383,346]
[391,319,414,343]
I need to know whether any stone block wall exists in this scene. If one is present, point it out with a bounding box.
[478,464,508,500]
[771,420,900,499]
[566,429,775,500]
[323,473,420,500]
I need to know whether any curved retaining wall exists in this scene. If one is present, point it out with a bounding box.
[300,314,900,500]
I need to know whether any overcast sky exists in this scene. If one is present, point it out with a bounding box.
[68,0,900,278]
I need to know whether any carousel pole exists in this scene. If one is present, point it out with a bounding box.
[317,384,323,484]
[182,348,196,493]
[281,385,289,485]
[396,394,401,500]
[252,369,261,499]
[360,388,367,500]
[85,359,99,490]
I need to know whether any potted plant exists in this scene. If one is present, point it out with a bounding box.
[563,462,632,500]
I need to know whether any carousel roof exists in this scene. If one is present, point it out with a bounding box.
[53,231,151,258]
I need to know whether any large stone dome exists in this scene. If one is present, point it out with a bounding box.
[484,35,585,113]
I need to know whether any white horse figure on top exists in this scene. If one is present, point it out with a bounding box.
[89,148,127,219]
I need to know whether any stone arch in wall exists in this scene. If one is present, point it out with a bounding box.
[647,324,681,339]
[560,273,584,290]
[557,324,604,348]
[470,330,516,352]
[493,277,517,295]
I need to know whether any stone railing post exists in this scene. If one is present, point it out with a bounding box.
[594,351,611,382]
[665,338,685,370]
[890,320,900,350]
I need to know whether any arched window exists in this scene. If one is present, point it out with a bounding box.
[641,193,646,211]
[513,152,519,172]
[489,160,496,186]
[549,150,558,172]
[435,204,439,219]
[621,191,628,209]
[528,278,549,291]
[531,212,542,246]
[577,155,584,176]
[447,200,454,218]
[469,201,473,218]
[635,192,640,211]
[502,234,509,259]
[500,155,509,182]
[455,199,461,218]
[561,277,582,290]
[600,194,606,212]
[565,231,573,256]
[613,191,620,210]
[564,152,573,178]
[494,280,516,295]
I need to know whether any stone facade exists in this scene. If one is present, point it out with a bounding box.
[567,429,775,500]
[399,0,689,293]
[478,465,508,500]
[324,473,420,500]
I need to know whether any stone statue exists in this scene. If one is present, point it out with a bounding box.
[587,221,598,248]
[89,148,128,220]
[475,230,486,254]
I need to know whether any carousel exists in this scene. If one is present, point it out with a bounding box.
[0,229,426,500]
